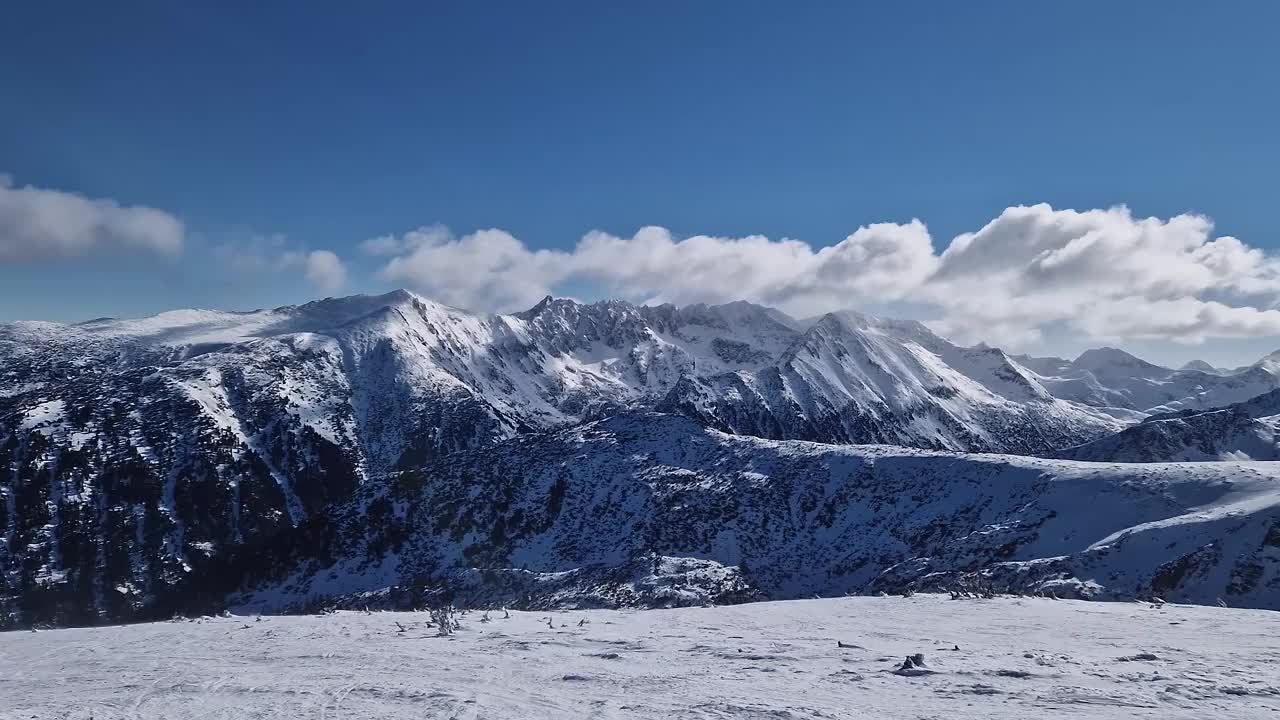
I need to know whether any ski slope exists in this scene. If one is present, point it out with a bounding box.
[4,595,1280,719]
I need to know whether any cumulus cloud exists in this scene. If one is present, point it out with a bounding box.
[290,249,348,292]
[377,222,936,314]
[922,205,1280,346]
[368,204,1280,348]
[359,225,451,256]
[0,175,184,262]
[216,235,349,292]
[381,227,566,310]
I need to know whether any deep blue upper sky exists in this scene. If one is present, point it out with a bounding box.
[1,2,1278,363]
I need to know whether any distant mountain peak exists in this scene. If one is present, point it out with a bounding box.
[514,294,557,319]
[1180,359,1220,374]
[1072,346,1164,372]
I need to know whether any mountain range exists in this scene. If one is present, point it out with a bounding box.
[4,290,1280,626]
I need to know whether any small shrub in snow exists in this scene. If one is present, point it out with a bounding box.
[430,606,458,636]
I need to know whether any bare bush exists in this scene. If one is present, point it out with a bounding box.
[430,606,458,636]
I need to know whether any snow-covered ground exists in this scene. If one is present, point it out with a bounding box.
[4,595,1280,719]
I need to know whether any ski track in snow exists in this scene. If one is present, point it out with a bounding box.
[4,595,1280,719]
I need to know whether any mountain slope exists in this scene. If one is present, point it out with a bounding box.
[232,415,1280,609]
[229,413,1280,616]
[1058,388,1280,462]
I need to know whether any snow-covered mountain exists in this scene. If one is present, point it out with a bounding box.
[658,311,1121,453]
[4,290,1280,627]
[1182,358,1227,374]
[13,409,1280,626]
[1011,346,1280,416]
[1058,388,1280,462]
[227,413,1280,616]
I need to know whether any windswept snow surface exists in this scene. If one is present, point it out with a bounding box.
[4,596,1280,719]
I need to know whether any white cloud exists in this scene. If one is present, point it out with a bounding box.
[359,225,451,256]
[377,222,937,314]
[369,204,1280,348]
[0,175,184,262]
[381,227,565,310]
[217,235,349,292]
[358,235,404,256]
[923,204,1280,346]
[298,250,348,292]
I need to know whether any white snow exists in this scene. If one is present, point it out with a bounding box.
[17,399,64,432]
[4,595,1280,719]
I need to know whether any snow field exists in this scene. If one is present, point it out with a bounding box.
[3,595,1280,719]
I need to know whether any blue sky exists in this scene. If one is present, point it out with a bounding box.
[2,2,1279,365]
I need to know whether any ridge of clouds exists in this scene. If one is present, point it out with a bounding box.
[0,175,184,262]
[7,173,1273,350]
[372,203,1280,347]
